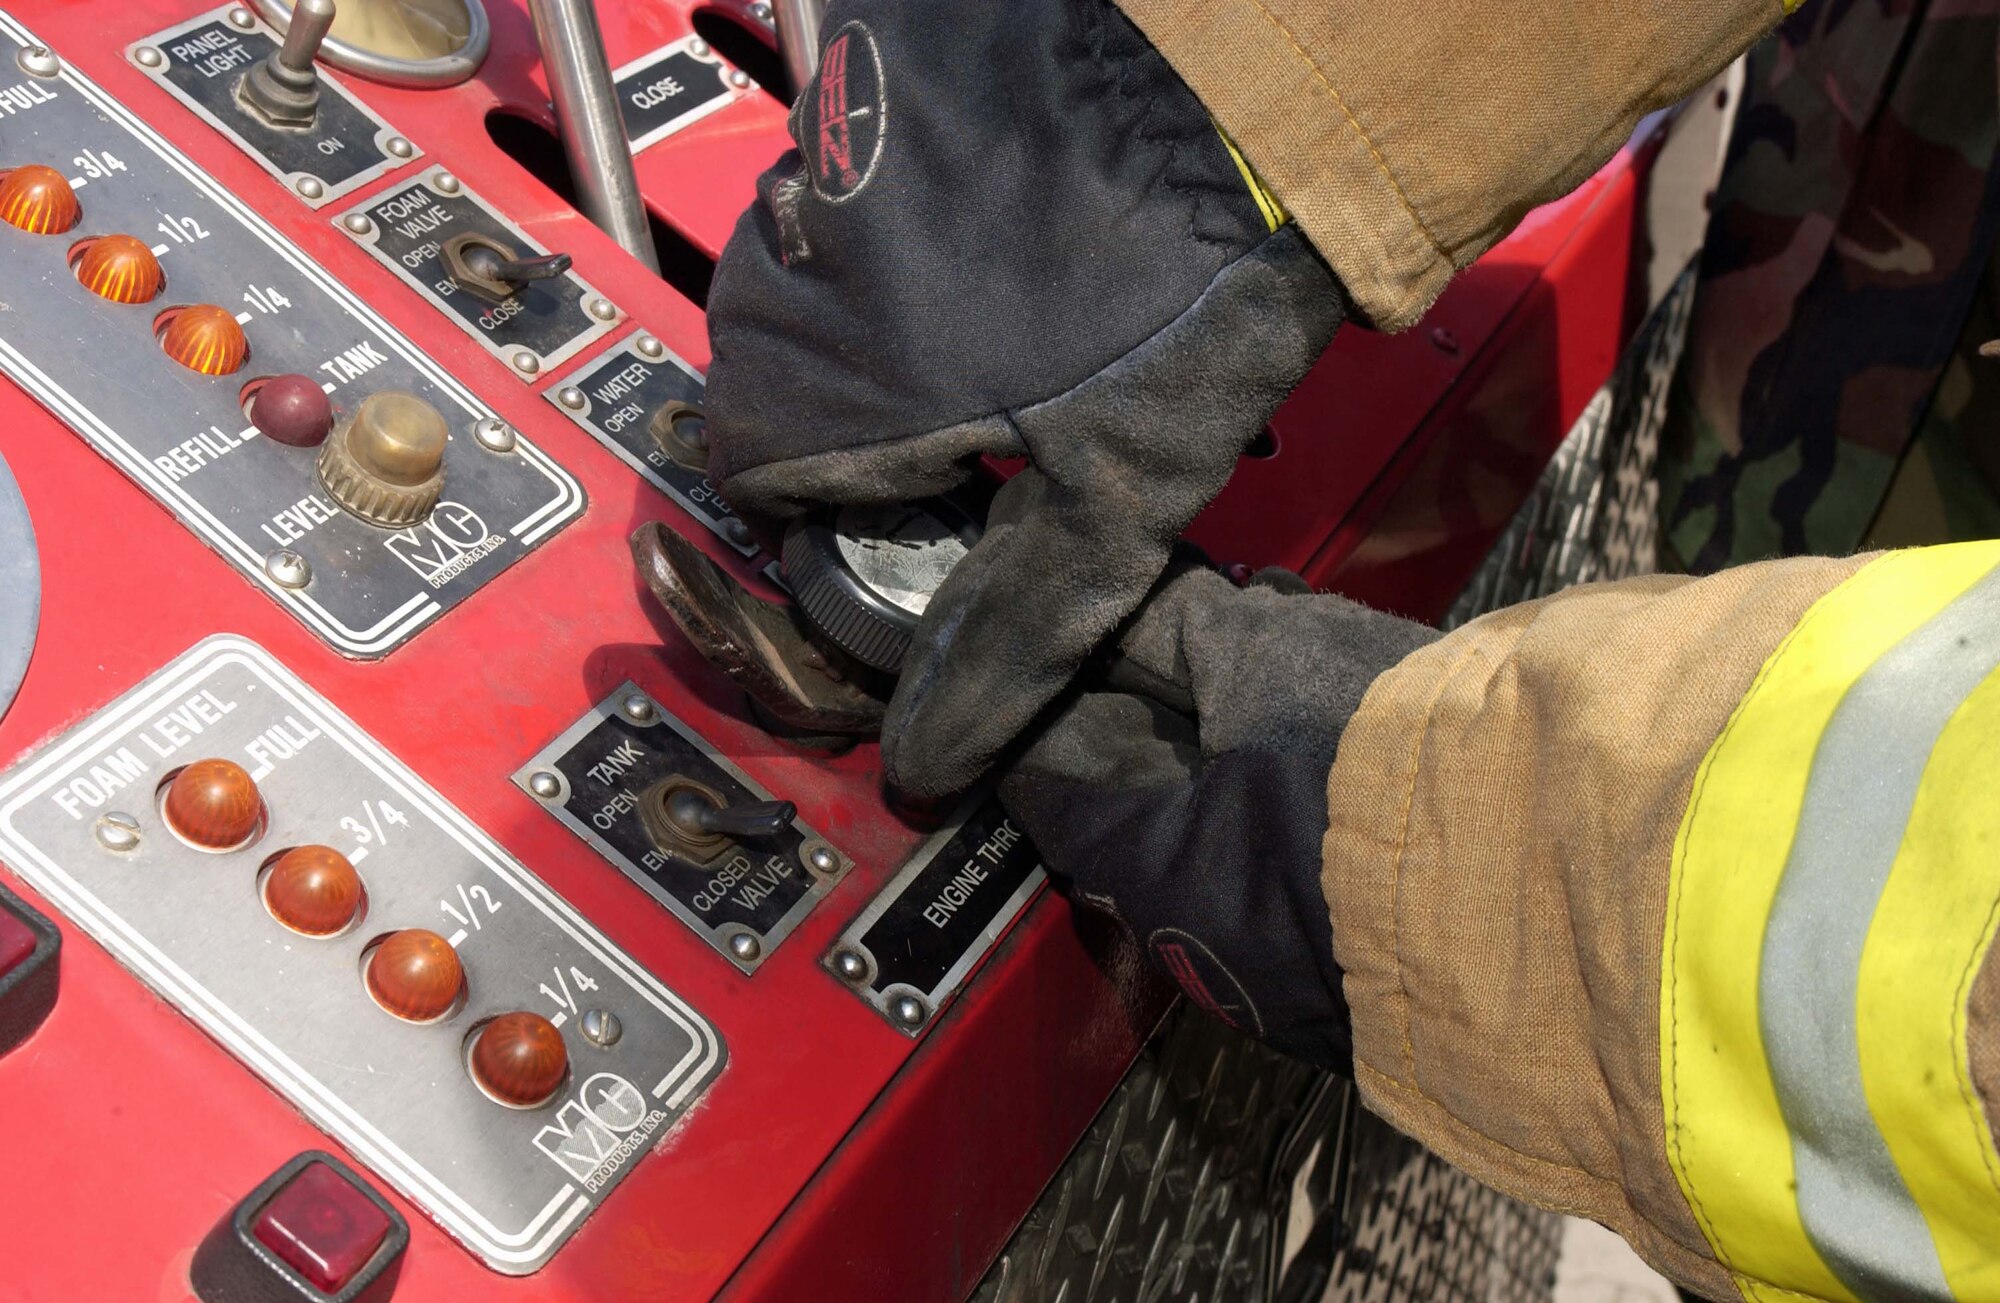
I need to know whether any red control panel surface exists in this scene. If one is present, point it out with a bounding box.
[0,1,1659,1299]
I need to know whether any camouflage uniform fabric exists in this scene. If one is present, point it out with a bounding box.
[1659,0,2000,572]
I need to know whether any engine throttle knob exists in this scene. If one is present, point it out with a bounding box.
[0,165,80,234]
[365,929,464,1023]
[262,845,363,936]
[469,1011,568,1108]
[157,304,249,376]
[317,390,447,528]
[162,759,265,850]
[250,374,335,448]
[69,234,163,303]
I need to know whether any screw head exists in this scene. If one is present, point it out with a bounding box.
[134,46,166,69]
[528,770,563,800]
[619,692,657,724]
[579,1008,622,1047]
[728,932,762,962]
[384,136,414,159]
[727,69,752,89]
[17,46,59,78]
[634,334,665,360]
[892,994,928,1027]
[689,37,711,56]
[586,297,616,322]
[511,350,541,376]
[805,842,839,875]
[473,417,517,452]
[341,212,374,235]
[557,386,586,411]
[432,171,461,195]
[265,549,311,589]
[94,811,141,853]
[227,6,256,28]
[833,948,868,981]
[295,176,325,200]
[720,517,752,548]
[749,4,773,24]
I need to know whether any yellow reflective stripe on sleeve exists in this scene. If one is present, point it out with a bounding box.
[1859,665,2000,1297]
[1216,124,1287,232]
[1661,543,2000,1303]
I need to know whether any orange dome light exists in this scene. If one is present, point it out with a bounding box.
[364,929,464,1023]
[0,165,80,234]
[162,759,265,851]
[262,845,364,936]
[157,304,249,376]
[469,1012,568,1108]
[70,234,164,304]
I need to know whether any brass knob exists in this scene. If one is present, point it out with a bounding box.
[317,390,448,528]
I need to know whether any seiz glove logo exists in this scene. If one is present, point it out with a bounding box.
[801,21,885,202]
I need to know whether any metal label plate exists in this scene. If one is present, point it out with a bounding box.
[0,637,725,1274]
[545,334,756,556]
[827,798,1044,1034]
[132,8,417,208]
[614,38,745,154]
[0,15,584,658]
[339,175,621,378]
[514,683,852,972]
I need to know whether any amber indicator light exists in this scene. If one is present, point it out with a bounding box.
[161,759,265,851]
[156,304,249,376]
[363,929,464,1023]
[261,845,364,937]
[69,234,163,303]
[469,1011,568,1109]
[0,165,80,234]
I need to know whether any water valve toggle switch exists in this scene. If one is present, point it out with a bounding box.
[440,233,571,305]
[317,390,447,528]
[238,0,335,128]
[638,776,794,862]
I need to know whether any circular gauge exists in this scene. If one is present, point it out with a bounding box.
[781,499,981,674]
[252,0,489,87]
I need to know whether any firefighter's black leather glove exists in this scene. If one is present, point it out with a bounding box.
[703,0,1344,799]
[998,561,1436,1070]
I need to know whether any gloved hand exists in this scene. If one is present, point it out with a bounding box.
[703,0,1345,799]
[998,559,1437,1069]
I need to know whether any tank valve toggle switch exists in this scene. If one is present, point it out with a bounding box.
[440,233,572,305]
[238,0,334,128]
[638,776,795,863]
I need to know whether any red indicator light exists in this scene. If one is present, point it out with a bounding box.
[0,908,34,979]
[469,1011,569,1108]
[364,929,463,1023]
[262,845,363,937]
[250,1162,391,1293]
[162,759,264,850]
[0,165,79,234]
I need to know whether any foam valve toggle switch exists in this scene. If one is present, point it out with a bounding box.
[0,881,59,1059]
[69,234,163,303]
[262,845,363,936]
[158,304,250,376]
[469,1011,568,1108]
[163,758,265,851]
[364,929,463,1023]
[191,1151,407,1303]
[0,165,80,234]
[249,374,334,448]
[318,390,447,528]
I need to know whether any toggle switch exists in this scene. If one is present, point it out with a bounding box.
[647,400,709,473]
[0,165,79,234]
[440,232,571,305]
[238,0,334,128]
[162,758,265,851]
[157,304,250,376]
[317,390,447,528]
[468,1011,568,1109]
[638,776,794,862]
[69,235,163,303]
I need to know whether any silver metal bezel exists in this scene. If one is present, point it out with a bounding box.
[249,0,490,87]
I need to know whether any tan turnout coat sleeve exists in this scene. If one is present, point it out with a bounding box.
[1117,0,1790,329]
